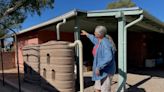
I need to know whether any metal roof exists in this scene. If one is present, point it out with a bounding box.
[87,7,164,33]
[87,7,143,16]
[17,10,82,35]
[17,7,164,35]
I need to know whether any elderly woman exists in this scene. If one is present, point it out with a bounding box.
[81,25,116,92]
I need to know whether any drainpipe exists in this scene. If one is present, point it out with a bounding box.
[124,14,144,72]
[123,14,143,89]
[56,19,66,40]
[69,40,83,92]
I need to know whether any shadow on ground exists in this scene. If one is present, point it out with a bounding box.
[84,77,94,88]
[128,67,164,78]
[0,72,59,92]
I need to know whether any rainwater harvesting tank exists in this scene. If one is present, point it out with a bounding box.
[40,41,75,92]
[23,45,41,84]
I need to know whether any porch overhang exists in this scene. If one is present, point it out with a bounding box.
[11,7,164,92]
[87,7,143,17]
[87,7,164,33]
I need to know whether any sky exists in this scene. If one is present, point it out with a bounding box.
[21,0,164,30]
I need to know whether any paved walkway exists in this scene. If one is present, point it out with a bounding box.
[0,68,164,92]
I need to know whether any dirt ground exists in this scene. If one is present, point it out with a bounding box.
[84,68,164,92]
[0,68,164,92]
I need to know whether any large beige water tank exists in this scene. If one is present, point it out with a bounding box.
[40,41,75,92]
[23,45,40,84]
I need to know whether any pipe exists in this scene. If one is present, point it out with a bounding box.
[0,23,21,92]
[69,40,83,92]
[0,39,5,86]
[15,35,21,92]
[124,14,143,73]
[125,15,144,29]
[12,31,22,92]
[56,19,66,40]
[123,14,143,87]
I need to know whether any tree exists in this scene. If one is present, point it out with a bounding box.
[107,0,136,9]
[0,0,54,37]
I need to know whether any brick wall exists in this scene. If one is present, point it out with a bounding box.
[0,52,15,69]
[127,32,147,68]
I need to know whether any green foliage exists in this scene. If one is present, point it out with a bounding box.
[0,30,8,38]
[107,0,136,9]
[0,0,54,37]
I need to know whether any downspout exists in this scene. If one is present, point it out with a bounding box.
[123,14,143,87]
[69,40,83,92]
[56,19,66,40]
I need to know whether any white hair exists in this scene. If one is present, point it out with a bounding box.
[95,25,107,36]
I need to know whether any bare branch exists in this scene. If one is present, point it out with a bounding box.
[3,1,24,16]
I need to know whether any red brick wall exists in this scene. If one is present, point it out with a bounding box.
[38,30,56,44]
[38,30,74,44]
[17,30,39,69]
[127,32,147,67]
[0,52,15,69]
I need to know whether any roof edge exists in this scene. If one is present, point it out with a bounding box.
[17,10,86,35]
[143,11,164,27]
[88,7,140,13]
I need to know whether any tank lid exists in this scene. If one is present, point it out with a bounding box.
[23,44,40,49]
[40,40,71,46]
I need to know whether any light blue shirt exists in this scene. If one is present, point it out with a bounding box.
[87,34,116,81]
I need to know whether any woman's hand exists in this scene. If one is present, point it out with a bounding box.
[81,30,88,36]
[96,68,100,76]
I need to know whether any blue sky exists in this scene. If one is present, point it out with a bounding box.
[21,0,164,30]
